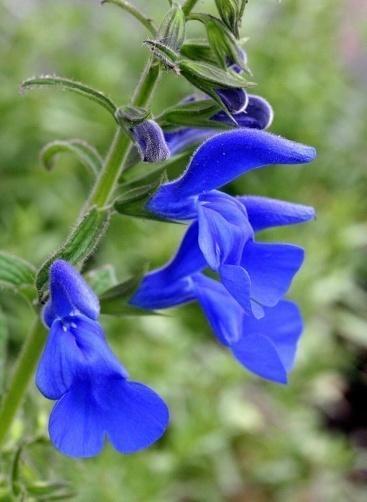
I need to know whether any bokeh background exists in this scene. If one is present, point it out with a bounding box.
[0,0,366,500]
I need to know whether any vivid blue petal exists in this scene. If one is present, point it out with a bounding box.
[197,191,253,269]
[231,300,302,382]
[230,332,288,383]
[132,120,170,163]
[103,379,169,454]
[42,300,57,328]
[193,274,243,345]
[215,87,248,114]
[219,264,253,316]
[148,129,316,213]
[131,222,205,309]
[49,380,105,458]
[239,196,316,231]
[242,241,304,307]
[212,94,273,130]
[36,315,128,400]
[36,319,80,400]
[230,300,303,382]
[49,260,100,320]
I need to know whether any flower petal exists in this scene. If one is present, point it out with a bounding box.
[230,333,288,384]
[197,192,253,270]
[36,319,80,400]
[105,380,169,454]
[215,87,248,114]
[36,315,128,400]
[131,223,205,309]
[219,264,253,316]
[239,196,316,232]
[193,274,243,345]
[48,380,105,458]
[148,129,316,210]
[49,260,100,320]
[239,300,303,372]
[242,241,304,307]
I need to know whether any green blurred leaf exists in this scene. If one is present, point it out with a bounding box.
[0,252,35,298]
[21,75,117,118]
[157,98,224,128]
[85,265,118,295]
[40,139,103,176]
[36,207,110,298]
[0,308,7,395]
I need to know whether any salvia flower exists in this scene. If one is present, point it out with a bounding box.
[131,197,310,382]
[37,260,169,458]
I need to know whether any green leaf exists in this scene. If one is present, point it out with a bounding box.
[157,98,224,128]
[21,75,117,118]
[179,59,250,89]
[100,269,157,316]
[0,252,35,296]
[40,139,103,177]
[26,481,76,499]
[36,207,110,298]
[0,308,7,395]
[85,265,117,295]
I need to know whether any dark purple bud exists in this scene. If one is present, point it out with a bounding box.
[215,87,248,114]
[212,94,274,129]
[131,120,170,163]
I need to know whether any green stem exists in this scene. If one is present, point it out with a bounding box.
[0,319,46,448]
[182,0,199,16]
[101,0,157,36]
[0,59,160,449]
[88,60,160,208]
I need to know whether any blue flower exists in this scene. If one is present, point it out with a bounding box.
[131,196,312,382]
[145,129,316,311]
[37,260,169,458]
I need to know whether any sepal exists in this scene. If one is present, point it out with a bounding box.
[215,0,243,38]
[36,207,110,300]
[157,1,185,52]
[85,265,117,295]
[157,98,222,129]
[100,268,158,316]
[190,14,244,70]
[115,105,151,128]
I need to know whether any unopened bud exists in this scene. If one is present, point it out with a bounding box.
[131,120,170,163]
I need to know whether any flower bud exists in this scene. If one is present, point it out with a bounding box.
[215,0,245,38]
[131,120,170,163]
[157,1,185,52]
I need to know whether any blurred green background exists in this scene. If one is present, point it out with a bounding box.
[0,0,367,500]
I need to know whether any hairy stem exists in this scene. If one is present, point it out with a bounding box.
[182,0,199,16]
[88,60,160,208]
[0,319,46,448]
[101,0,157,36]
